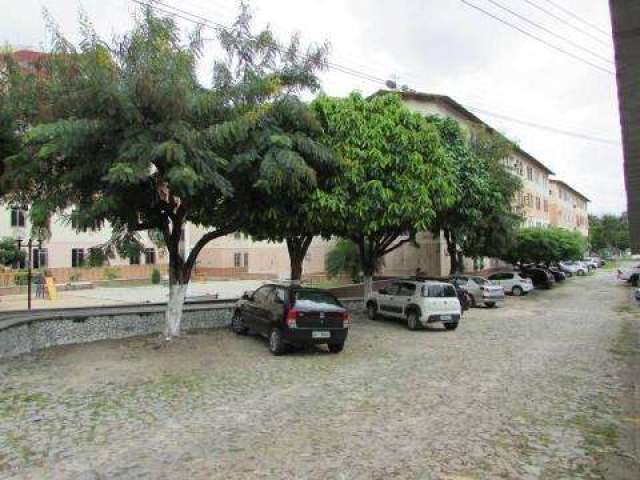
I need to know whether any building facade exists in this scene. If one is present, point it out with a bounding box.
[548,179,590,236]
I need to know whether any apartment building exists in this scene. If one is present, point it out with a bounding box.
[549,179,590,236]
[0,205,164,271]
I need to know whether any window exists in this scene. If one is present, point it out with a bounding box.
[10,208,26,227]
[129,253,141,265]
[71,211,103,232]
[33,248,48,269]
[543,200,548,212]
[253,286,272,303]
[71,248,85,267]
[144,248,156,265]
[423,284,457,298]
[243,252,249,268]
[398,282,417,296]
[233,252,241,268]
[526,166,533,181]
[384,283,401,296]
[293,290,341,307]
[535,196,541,210]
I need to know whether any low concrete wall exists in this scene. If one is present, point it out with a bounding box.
[0,299,363,360]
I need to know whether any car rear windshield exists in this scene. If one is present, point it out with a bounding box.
[293,290,342,308]
[423,284,457,298]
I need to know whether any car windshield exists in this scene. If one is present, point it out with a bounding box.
[423,284,457,298]
[293,290,342,309]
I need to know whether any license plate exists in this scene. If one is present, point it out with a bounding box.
[312,331,331,339]
[440,315,452,321]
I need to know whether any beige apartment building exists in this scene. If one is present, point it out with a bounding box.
[0,205,165,280]
[549,179,590,236]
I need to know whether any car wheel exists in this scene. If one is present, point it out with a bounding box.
[578,270,585,276]
[485,301,496,308]
[366,302,378,320]
[407,311,420,330]
[470,294,477,308]
[231,311,248,335]
[444,323,458,331]
[632,275,639,287]
[328,343,344,354]
[512,286,523,296]
[268,328,286,355]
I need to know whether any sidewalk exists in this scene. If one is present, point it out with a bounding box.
[0,279,267,312]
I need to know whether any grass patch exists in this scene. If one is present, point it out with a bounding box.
[0,391,49,421]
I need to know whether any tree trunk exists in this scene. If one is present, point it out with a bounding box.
[286,236,313,282]
[165,281,187,338]
[444,230,458,275]
[363,274,373,299]
[164,258,190,339]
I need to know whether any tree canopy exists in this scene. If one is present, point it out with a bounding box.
[503,227,586,265]
[426,117,522,273]
[311,92,455,293]
[588,213,629,254]
[1,4,328,337]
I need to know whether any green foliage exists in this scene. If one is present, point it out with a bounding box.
[69,272,81,282]
[326,240,361,282]
[0,3,330,336]
[311,92,454,276]
[426,117,522,273]
[325,239,385,282]
[151,268,161,284]
[0,237,24,266]
[589,213,629,254]
[503,227,587,265]
[87,248,107,268]
[103,267,119,280]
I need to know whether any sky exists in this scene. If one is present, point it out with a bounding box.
[1,0,625,215]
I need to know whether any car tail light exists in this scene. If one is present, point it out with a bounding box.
[341,311,351,328]
[286,308,298,328]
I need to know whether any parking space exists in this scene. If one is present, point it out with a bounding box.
[0,271,637,479]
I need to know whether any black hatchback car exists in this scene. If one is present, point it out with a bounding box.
[231,283,350,355]
[520,267,555,289]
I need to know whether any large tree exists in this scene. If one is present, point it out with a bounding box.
[230,97,339,281]
[312,92,454,295]
[588,213,630,254]
[426,117,521,273]
[1,5,327,338]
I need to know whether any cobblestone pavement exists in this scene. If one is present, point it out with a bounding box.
[0,272,638,479]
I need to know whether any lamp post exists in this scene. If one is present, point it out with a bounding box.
[15,236,43,311]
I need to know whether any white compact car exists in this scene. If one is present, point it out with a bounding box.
[487,271,534,296]
[366,279,461,330]
[618,264,640,285]
[559,261,587,276]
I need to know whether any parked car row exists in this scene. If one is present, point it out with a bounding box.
[232,261,596,355]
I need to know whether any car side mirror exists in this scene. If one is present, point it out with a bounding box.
[242,291,252,301]
[379,288,387,295]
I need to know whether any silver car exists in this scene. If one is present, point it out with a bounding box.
[449,275,505,308]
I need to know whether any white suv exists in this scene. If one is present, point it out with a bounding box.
[366,280,461,330]
[487,272,534,296]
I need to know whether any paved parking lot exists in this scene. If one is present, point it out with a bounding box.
[0,272,638,479]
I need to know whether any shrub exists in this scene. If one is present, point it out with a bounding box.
[69,272,81,282]
[14,272,30,285]
[151,268,161,284]
[103,267,119,280]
